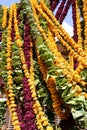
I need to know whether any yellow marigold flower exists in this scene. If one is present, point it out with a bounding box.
[43,120,49,126]
[46,126,53,130]
[14,126,20,130]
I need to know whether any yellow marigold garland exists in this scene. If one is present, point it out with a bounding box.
[82,0,87,51]
[30,46,53,130]
[75,0,84,74]
[13,3,53,130]
[2,6,7,28]
[76,0,83,46]
[69,0,82,71]
[6,4,21,130]
[36,51,70,120]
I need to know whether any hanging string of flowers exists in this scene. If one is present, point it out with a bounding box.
[50,0,59,11]
[2,6,7,29]
[21,77,37,130]
[72,0,78,42]
[0,5,3,42]
[24,21,31,70]
[75,0,82,46]
[71,0,83,73]
[55,0,67,20]
[6,4,21,130]
[82,0,87,51]
[59,0,73,24]
[36,51,70,120]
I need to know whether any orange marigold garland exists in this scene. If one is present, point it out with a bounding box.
[2,6,7,29]
[82,0,87,51]
[6,4,21,130]
[36,51,70,120]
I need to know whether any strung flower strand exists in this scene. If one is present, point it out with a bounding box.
[55,0,66,20]
[36,51,70,120]
[82,0,87,51]
[2,6,7,28]
[75,0,82,46]
[59,0,72,24]
[6,4,21,130]
[50,0,59,11]
[72,1,78,42]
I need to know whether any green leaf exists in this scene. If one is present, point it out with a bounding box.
[71,109,85,119]
[36,35,44,46]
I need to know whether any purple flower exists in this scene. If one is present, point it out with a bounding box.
[22,76,37,129]
[72,1,78,42]
[59,0,72,23]
[23,21,31,69]
[50,0,59,11]
[55,0,67,20]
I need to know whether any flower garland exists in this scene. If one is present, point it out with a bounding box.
[0,5,3,41]
[13,3,53,130]
[47,76,70,120]
[22,77,37,130]
[55,0,67,20]
[75,0,82,46]
[36,51,70,120]
[59,0,73,24]
[19,20,37,130]
[0,31,2,42]
[24,21,31,70]
[50,0,59,11]
[72,0,78,42]
[71,0,82,73]
[30,46,53,130]
[75,0,86,74]
[82,0,87,51]
[6,4,21,130]
[2,6,7,29]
